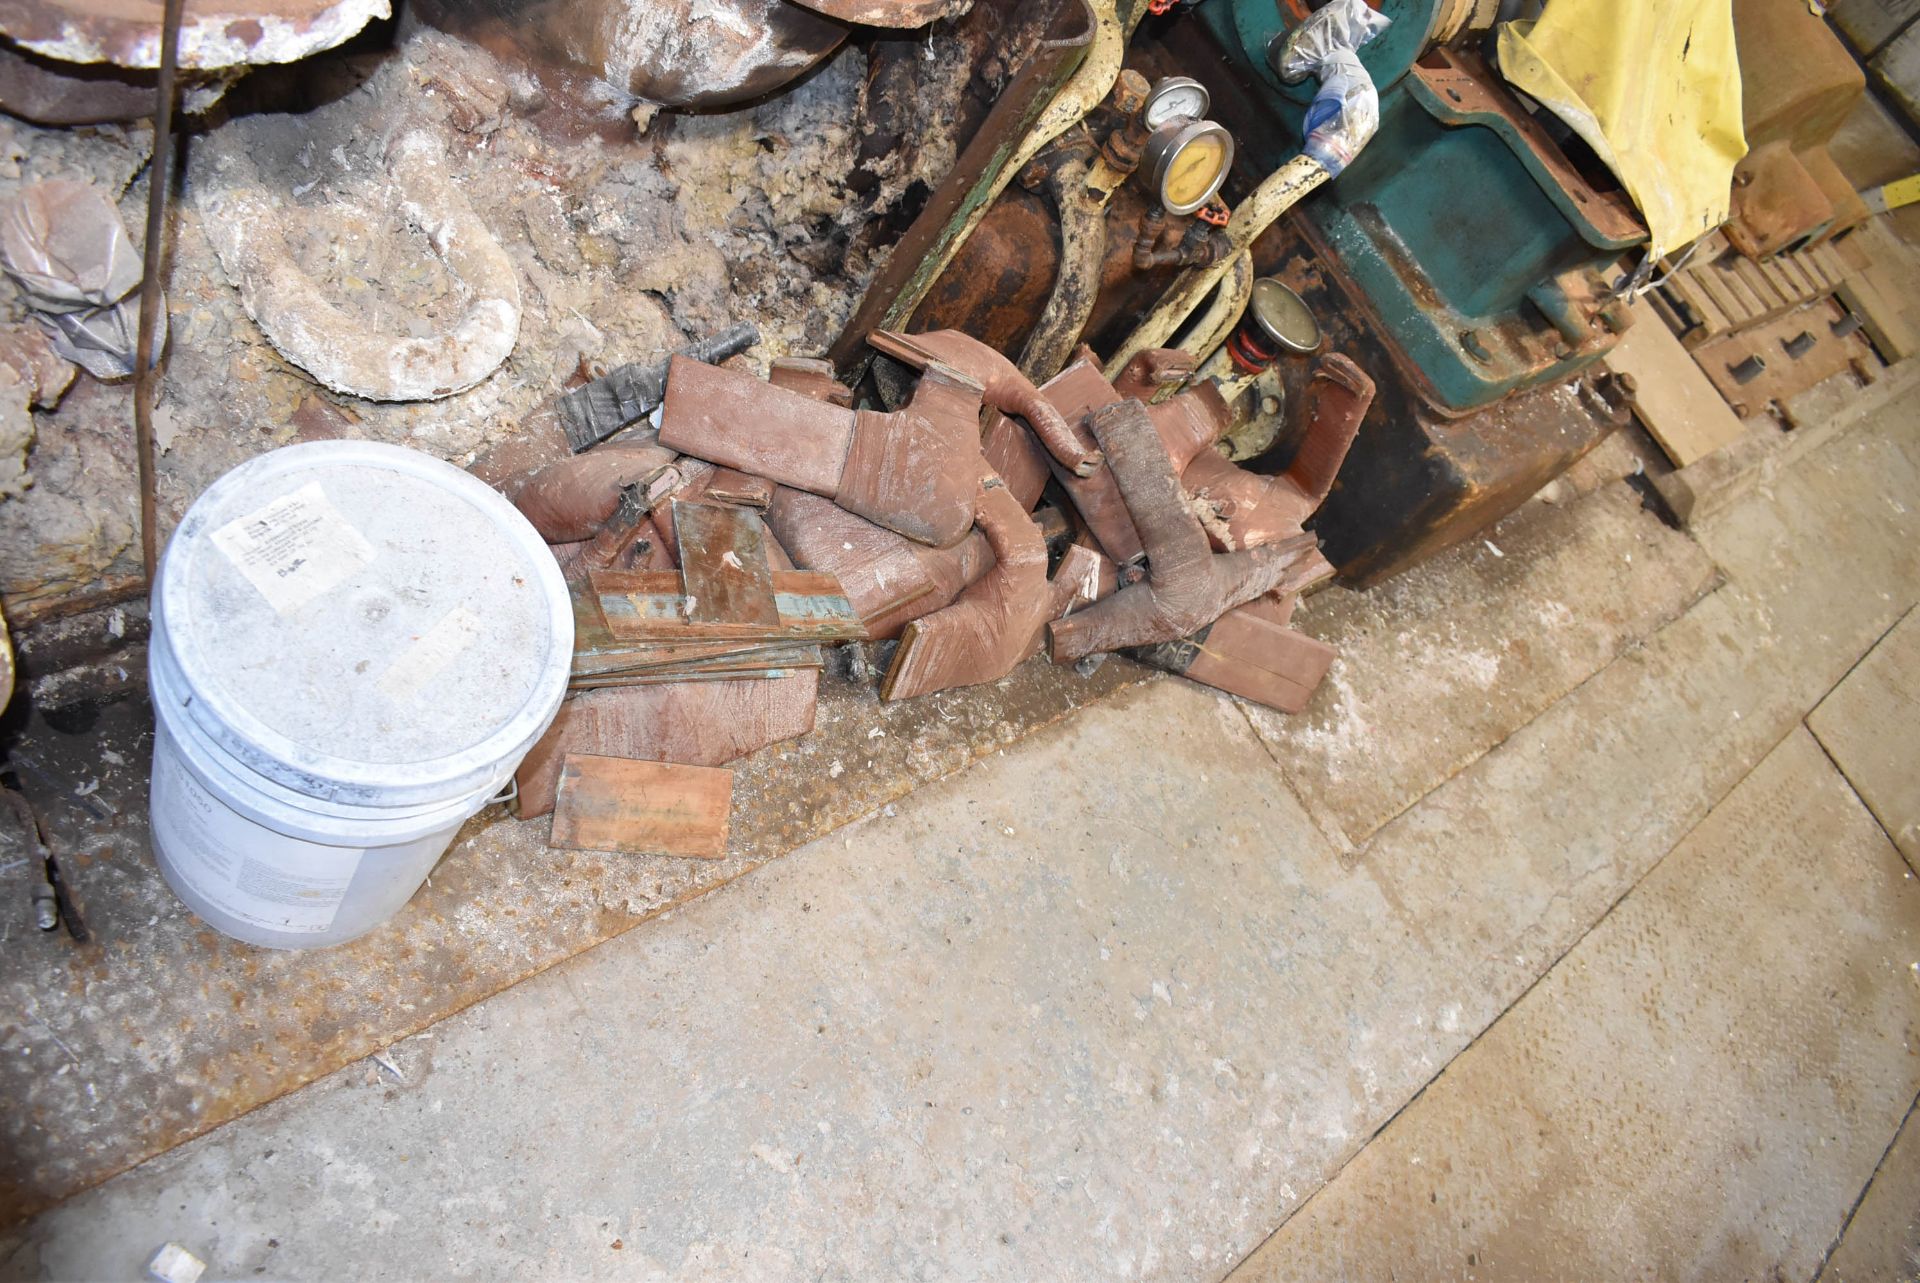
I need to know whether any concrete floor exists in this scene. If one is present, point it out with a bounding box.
[3,376,1919,1280]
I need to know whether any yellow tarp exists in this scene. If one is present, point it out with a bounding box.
[1498,0,1747,259]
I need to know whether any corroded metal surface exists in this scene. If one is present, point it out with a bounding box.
[0,0,390,69]
[0,651,1146,1222]
[413,0,848,110]
[790,0,967,26]
[829,0,1096,376]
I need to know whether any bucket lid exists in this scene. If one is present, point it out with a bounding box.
[155,441,573,805]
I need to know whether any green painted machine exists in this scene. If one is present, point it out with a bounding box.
[1197,0,1646,414]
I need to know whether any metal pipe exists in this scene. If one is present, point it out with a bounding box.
[1004,0,1130,189]
[1018,157,1110,382]
[1106,154,1329,378]
[132,0,185,586]
[1170,249,1255,369]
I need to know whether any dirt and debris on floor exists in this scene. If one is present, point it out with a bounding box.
[0,21,890,608]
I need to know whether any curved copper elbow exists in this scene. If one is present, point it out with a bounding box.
[1284,352,1374,513]
[1048,400,1318,664]
[882,475,1100,700]
[881,476,1048,700]
[878,330,1104,477]
[1179,352,1376,550]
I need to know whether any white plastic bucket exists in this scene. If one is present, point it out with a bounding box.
[147,441,573,949]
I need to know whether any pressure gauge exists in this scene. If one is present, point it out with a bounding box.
[1142,119,1236,216]
[1142,75,1210,129]
[1248,277,1320,355]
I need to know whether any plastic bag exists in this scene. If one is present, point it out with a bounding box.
[1276,0,1392,178]
[0,179,162,379]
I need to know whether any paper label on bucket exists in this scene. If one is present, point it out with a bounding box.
[210,481,377,616]
[378,605,482,701]
[152,748,363,935]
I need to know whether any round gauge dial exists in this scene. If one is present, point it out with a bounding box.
[1142,75,1210,130]
[1142,119,1236,216]
[1249,277,1321,354]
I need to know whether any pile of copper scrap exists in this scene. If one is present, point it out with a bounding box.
[476,320,1372,829]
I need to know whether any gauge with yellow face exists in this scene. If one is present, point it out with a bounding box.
[1141,119,1235,216]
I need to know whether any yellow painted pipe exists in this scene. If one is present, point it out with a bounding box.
[1172,248,1255,369]
[887,0,1133,341]
[1106,153,1329,378]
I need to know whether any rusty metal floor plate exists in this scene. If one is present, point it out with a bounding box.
[0,655,1147,1222]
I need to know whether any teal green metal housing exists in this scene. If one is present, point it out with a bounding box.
[1210,0,1442,103]
[1195,1,1647,413]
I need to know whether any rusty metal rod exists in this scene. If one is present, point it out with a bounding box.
[132,0,186,586]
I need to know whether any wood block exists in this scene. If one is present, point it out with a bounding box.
[550,754,732,858]
[674,501,780,628]
[1838,275,1918,361]
[1604,301,1747,467]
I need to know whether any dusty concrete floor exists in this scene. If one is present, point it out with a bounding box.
[3,373,1919,1280]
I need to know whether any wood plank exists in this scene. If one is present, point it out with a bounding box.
[550,754,733,858]
[577,637,823,675]
[1604,301,1748,466]
[1820,243,1856,285]
[1768,253,1818,301]
[1755,257,1803,305]
[1729,256,1791,316]
[1657,274,1728,339]
[673,501,780,628]
[1787,248,1836,291]
[1838,274,1919,362]
[1688,262,1754,327]
[1830,223,1919,362]
[1642,287,1690,338]
[568,668,810,687]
